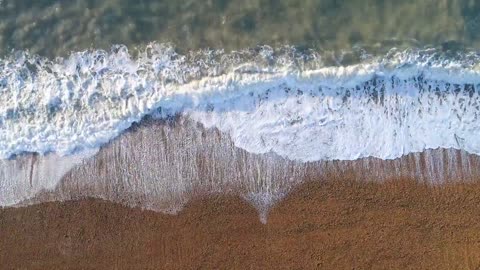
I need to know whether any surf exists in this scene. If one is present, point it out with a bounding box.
[1,43,480,161]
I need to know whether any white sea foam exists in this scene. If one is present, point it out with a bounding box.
[1,43,480,161]
[0,149,97,207]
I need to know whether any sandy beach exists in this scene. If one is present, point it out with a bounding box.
[3,178,480,269]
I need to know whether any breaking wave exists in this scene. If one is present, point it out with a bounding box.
[1,43,480,161]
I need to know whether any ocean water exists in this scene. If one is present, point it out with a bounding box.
[2,0,480,215]
[2,0,480,56]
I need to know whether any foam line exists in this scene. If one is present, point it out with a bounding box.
[1,44,480,161]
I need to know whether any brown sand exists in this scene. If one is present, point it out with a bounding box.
[2,178,480,269]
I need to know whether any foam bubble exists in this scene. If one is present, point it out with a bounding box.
[1,43,480,161]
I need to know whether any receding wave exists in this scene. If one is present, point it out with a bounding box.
[1,43,480,161]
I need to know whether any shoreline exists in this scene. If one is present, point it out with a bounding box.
[4,117,480,218]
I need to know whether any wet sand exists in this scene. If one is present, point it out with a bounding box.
[3,178,480,269]
[6,118,480,216]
